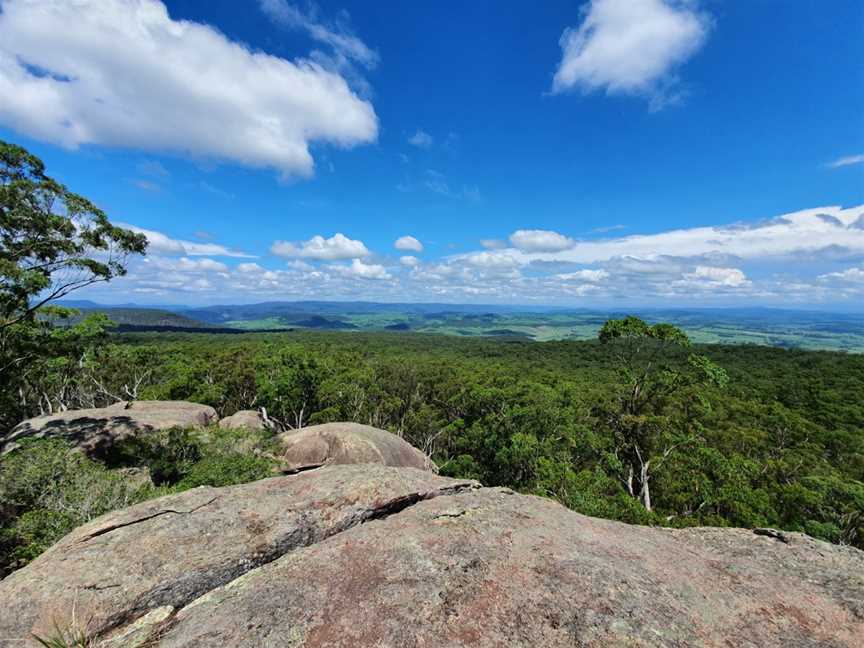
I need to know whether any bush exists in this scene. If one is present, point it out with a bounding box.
[0,428,279,576]
[108,428,202,486]
[0,440,146,576]
[178,454,274,489]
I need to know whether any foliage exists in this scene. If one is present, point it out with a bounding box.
[52,328,857,551]
[0,439,146,574]
[0,427,278,576]
[2,324,863,575]
[0,140,147,430]
[596,317,729,511]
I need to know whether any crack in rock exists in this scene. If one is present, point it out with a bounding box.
[90,481,482,644]
[76,497,219,543]
[753,528,790,544]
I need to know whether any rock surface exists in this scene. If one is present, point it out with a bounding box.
[0,401,218,458]
[0,465,477,645]
[0,465,862,647]
[218,409,269,430]
[276,422,436,472]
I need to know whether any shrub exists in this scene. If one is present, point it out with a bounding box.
[178,454,274,489]
[108,428,202,486]
[0,440,145,575]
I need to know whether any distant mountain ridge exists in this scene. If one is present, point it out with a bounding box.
[53,300,864,352]
[55,307,216,330]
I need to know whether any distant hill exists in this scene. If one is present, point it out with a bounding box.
[50,301,864,352]
[55,308,218,330]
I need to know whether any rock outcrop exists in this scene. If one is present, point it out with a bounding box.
[217,409,269,430]
[1,465,861,647]
[276,422,436,472]
[0,400,218,458]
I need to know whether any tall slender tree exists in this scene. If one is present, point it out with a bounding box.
[598,316,728,511]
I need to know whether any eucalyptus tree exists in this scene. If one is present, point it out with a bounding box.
[598,316,728,511]
[0,141,147,428]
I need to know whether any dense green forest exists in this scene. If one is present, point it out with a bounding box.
[3,325,862,572]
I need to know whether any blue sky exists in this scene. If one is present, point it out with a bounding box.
[0,0,862,307]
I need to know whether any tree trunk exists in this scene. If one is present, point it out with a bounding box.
[639,460,652,511]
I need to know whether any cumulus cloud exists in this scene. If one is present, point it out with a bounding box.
[236,262,264,274]
[819,267,864,283]
[270,233,369,260]
[552,0,710,108]
[827,154,864,169]
[556,269,610,282]
[84,203,864,306]
[683,266,749,287]
[473,206,864,266]
[330,258,392,280]
[408,130,434,148]
[119,224,254,258]
[0,0,377,178]
[286,259,315,271]
[394,235,423,252]
[400,255,420,267]
[509,229,575,252]
[464,251,523,270]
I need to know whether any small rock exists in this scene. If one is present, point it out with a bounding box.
[218,410,269,430]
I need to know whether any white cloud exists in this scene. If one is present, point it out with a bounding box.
[119,223,254,257]
[468,206,864,266]
[480,239,507,250]
[144,256,228,273]
[0,0,377,178]
[827,154,864,169]
[330,258,391,280]
[408,130,433,148]
[464,251,523,269]
[236,262,264,274]
[395,235,423,252]
[683,266,749,287]
[819,267,864,283]
[258,0,377,97]
[509,229,575,252]
[271,233,369,260]
[81,203,864,306]
[286,259,315,271]
[259,0,378,69]
[552,0,710,108]
[556,269,610,282]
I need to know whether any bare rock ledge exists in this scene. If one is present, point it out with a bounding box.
[1,465,862,647]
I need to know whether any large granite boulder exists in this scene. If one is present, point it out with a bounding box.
[0,465,861,647]
[0,465,477,645]
[218,409,269,430]
[0,400,218,458]
[276,422,436,472]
